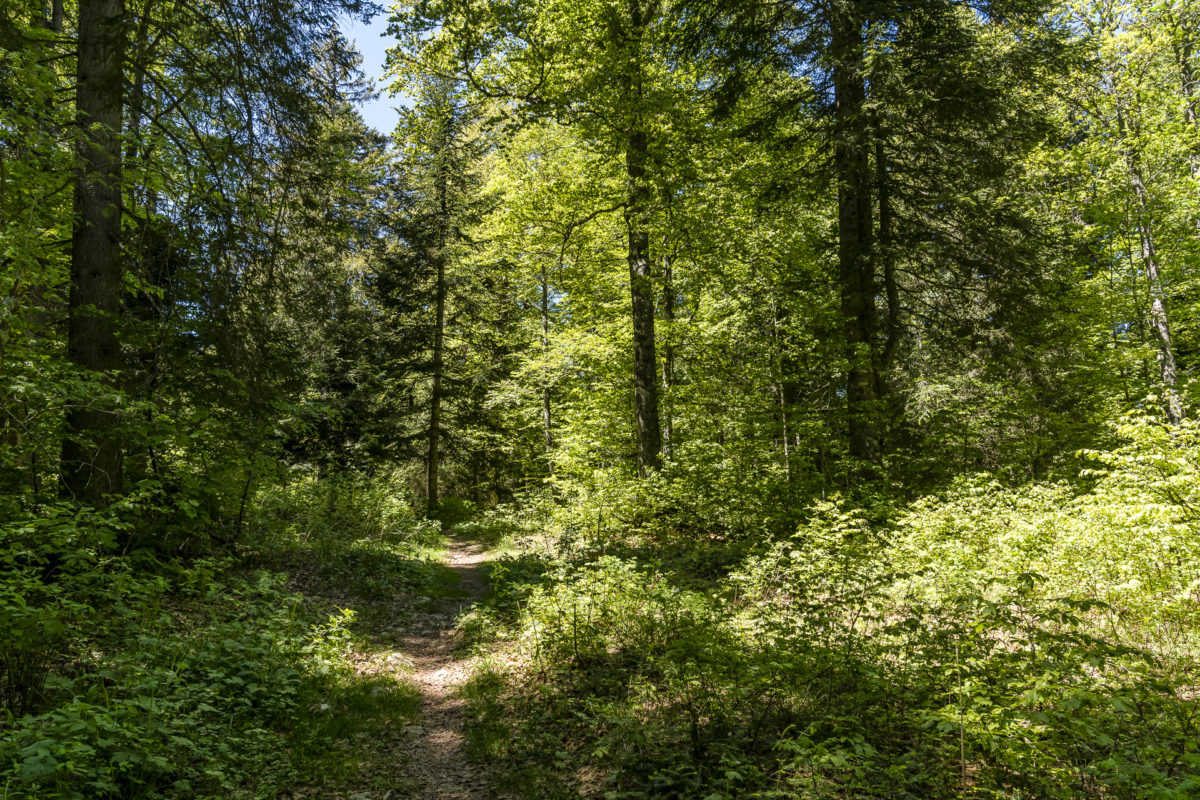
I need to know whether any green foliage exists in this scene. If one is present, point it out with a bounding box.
[434,495,478,526]
[254,469,441,547]
[895,413,1200,650]
[251,470,447,604]
[738,500,1198,798]
[7,0,1200,797]
[0,464,441,800]
[0,500,131,716]
[0,561,347,799]
[463,422,1200,799]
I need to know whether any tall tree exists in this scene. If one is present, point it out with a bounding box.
[1055,0,1197,425]
[427,112,451,511]
[1117,95,1184,423]
[388,75,484,510]
[387,0,692,476]
[830,0,880,462]
[622,0,664,474]
[62,0,127,502]
[703,0,1070,467]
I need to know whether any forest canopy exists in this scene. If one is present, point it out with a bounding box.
[1,0,1199,797]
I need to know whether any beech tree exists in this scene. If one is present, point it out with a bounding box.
[1055,0,1200,424]
[387,0,714,476]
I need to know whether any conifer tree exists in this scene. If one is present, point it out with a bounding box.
[62,0,127,502]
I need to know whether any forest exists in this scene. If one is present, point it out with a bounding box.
[2,0,1200,797]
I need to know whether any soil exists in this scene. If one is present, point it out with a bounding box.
[398,535,494,799]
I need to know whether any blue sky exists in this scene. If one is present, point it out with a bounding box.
[339,11,404,134]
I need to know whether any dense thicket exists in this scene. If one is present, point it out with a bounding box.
[2,0,1199,796]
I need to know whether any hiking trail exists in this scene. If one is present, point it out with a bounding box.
[397,535,492,799]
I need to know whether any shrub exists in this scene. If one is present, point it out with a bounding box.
[0,565,356,798]
[465,419,1200,799]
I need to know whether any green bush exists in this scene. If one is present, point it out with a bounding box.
[0,500,130,717]
[0,469,427,800]
[465,420,1200,799]
[251,468,440,548]
[249,469,447,600]
[0,564,361,799]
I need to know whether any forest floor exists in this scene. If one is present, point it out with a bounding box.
[283,534,498,800]
[394,535,494,799]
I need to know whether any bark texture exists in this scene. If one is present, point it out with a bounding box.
[63,0,126,502]
[660,249,675,461]
[831,1,881,463]
[624,0,662,476]
[427,118,451,511]
[541,263,554,461]
[1117,101,1183,424]
[427,247,445,510]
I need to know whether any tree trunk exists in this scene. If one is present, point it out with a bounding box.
[541,262,554,461]
[37,0,65,31]
[660,247,675,461]
[1116,101,1183,425]
[1168,28,1200,236]
[1127,158,1183,423]
[771,298,794,483]
[876,136,900,376]
[625,0,662,477]
[1170,26,1200,180]
[427,117,451,512]
[627,140,662,476]
[62,0,126,503]
[831,1,881,463]
[427,246,445,510]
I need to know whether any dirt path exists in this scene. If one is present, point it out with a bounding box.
[399,535,492,799]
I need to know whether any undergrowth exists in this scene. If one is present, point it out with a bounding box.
[0,470,440,799]
[460,416,1200,799]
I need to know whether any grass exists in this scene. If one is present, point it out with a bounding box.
[288,674,423,794]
